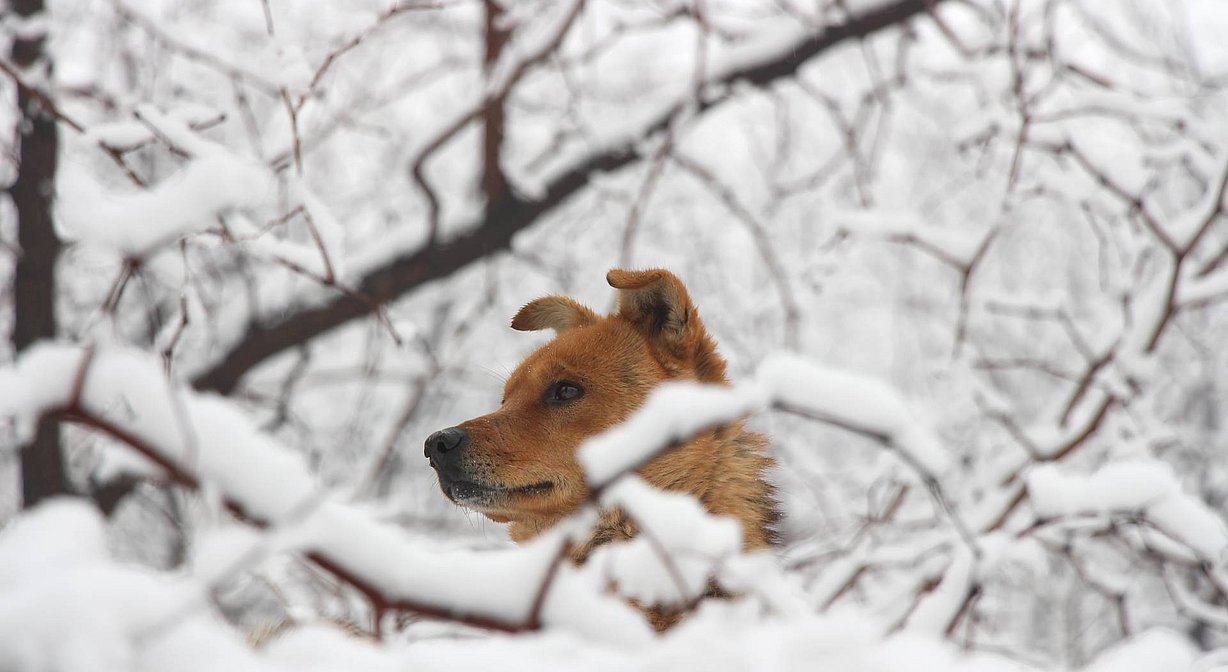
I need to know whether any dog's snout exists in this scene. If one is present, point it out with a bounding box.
[424,426,469,463]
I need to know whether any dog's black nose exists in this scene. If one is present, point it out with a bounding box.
[424,426,469,463]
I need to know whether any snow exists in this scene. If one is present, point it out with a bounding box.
[85,105,227,152]
[58,140,276,256]
[0,458,1209,672]
[0,498,108,585]
[261,40,313,93]
[905,543,975,636]
[580,354,948,490]
[9,0,1228,668]
[0,344,86,441]
[1167,155,1228,251]
[0,341,979,665]
[0,499,257,672]
[537,560,656,645]
[718,552,814,619]
[288,504,581,626]
[92,432,165,484]
[808,548,871,610]
[0,345,652,630]
[0,345,319,519]
[1179,269,1228,307]
[85,120,155,151]
[486,0,583,95]
[225,213,332,280]
[833,209,993,267]
[579,381,768,487]
[289,178,347,281]
[191,524,266,585]
[1067,136,1149,199]
[166,103,226,128]
[244,235,334,277]
[708,17,811,83]
[1026,460,1228,559]
[4,10,49,41]
[758,353,949,476]
[1079,629,1196,672]
[596,477,743,605]
[262,625,403,672]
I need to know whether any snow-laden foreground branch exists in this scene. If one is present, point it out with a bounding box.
[4,346,894,643]
[0,343,1221,671]
[577,353,1228,643]
[0,344,651,638]
[0,496,1200,672]
[581,353,949,488]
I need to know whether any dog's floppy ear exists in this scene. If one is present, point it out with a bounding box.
[511,296,599,334]
[607,268,727,383]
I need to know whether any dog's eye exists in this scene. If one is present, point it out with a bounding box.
[545,381,583,405]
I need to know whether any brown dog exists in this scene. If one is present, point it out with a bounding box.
[425,269,778,565]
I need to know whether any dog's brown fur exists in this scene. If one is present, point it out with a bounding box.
[428,268,778,571]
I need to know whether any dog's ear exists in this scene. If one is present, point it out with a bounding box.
[511,296,599,334]
[607,268,727,383]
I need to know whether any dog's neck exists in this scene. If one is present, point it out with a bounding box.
[506,423,778,562]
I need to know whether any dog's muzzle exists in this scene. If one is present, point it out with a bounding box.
[425,426,486,503]
[425,426,554,505]
[425,425,469,484]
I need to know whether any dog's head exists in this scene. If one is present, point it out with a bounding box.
[425,268,727,539]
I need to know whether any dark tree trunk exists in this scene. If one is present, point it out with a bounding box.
[481,0,510,210]
[9,0,68,507]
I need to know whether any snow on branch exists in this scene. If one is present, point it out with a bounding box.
[758,354,950,476]
[0,342,1216,670]
[0,500,276,672]
[59,107,277,258]
[581,353,949,490]
[4,339,959,643]
[595,476,745,608]
[580,382,769,489]
[0,344,649,638]
[485,0,585,96]
[833,209,995,271]
[574,353,994,637]
[0,498,1203,671]
[1026,460,1228,560]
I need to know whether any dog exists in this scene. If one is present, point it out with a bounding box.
[425,269,778,618]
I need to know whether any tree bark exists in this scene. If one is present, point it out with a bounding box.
[481,0,510,210]
[9,0,68,506]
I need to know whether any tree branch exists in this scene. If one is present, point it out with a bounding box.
[191,0,949,394]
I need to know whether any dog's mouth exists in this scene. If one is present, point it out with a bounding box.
[442,477,554,506]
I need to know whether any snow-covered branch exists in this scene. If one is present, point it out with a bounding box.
[0,344,644,636]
